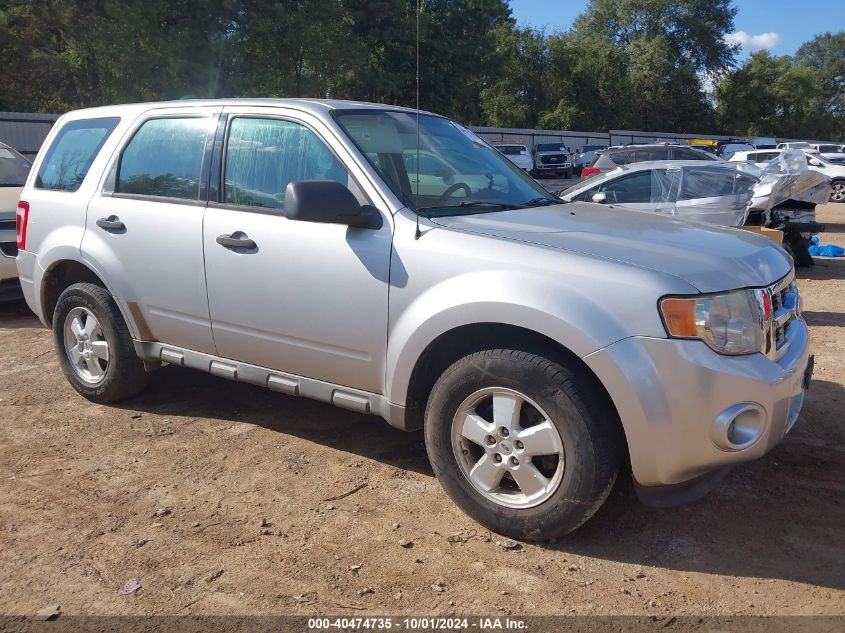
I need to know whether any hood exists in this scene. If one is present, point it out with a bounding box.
[429,203,792,293]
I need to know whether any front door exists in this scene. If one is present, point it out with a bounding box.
[202,110,392,394]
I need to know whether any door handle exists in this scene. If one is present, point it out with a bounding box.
[216,233,257,250]
[96,215,125,232]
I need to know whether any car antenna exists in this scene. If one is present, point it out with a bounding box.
[414,0,422,240]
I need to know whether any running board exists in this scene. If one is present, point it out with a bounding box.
[133,341,412,430]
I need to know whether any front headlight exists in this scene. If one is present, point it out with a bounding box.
[660,289,766,355]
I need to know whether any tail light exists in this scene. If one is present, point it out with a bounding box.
[16,201,29,250]
[581,167,601,178]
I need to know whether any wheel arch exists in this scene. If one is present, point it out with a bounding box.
[40,259,140,338]
[400,322,625,450]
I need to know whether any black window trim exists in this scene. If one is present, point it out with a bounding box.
[208,112,371,216]
[35,116,121,193]
[105,112,217,207]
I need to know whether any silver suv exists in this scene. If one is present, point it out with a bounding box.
[16,100,813,540]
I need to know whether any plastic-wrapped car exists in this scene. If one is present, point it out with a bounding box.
[558,151,830,265]
[560,161,760,226]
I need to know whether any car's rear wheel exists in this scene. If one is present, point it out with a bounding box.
[830,180,845,203]
[424,348,623,540]
[53,282,149,403]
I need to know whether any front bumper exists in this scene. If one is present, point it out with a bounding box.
[583,316,811,489]
[535,163,571,172]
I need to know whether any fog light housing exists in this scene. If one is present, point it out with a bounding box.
[711,402,766,451]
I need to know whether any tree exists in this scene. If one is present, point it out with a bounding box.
[479,26,550,127]
[794,31,845,140]
[561,0,733,132]
[715,51,820,138]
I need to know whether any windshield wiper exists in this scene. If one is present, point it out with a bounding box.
[523,197,563,206]
[458,200,524,209]
[417,200,525,217]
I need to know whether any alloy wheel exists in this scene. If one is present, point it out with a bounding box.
[451,387,565,508]
[63,306,109,385]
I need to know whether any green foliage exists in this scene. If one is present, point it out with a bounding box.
[715,39,845,141]
[0,0,840,140]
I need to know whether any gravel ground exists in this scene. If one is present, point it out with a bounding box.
[0,204,843,618]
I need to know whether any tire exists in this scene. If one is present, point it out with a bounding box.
[785,233,815,267]
[53,282,149,403]
[424,348,623,541]
[831,180,845,203]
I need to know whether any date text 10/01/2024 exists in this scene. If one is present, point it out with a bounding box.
[307,617,528,630]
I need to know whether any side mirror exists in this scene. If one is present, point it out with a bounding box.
[284,181,381,229]
[591,192,607,204]
[809,158,822,167]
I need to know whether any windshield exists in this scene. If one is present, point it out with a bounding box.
[536,143,567,153]
[334,110,556,215]
[560,173,605,196]
[0,144,31,186]
[496,145,526,155]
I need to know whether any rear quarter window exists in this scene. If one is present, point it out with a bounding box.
[603,150,635,166]
[36,117,120,192]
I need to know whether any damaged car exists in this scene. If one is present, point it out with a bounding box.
[557,151,831,265]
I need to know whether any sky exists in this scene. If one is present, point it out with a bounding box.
[509,0,844,58]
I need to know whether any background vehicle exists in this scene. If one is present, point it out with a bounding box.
[531,142,571,178]
[686,138,718,154]
[581,143,719,177]
[728,149,784,167]
[493,144,532,172]
[730,149,844,203]
[560,160,758,226]
[560,156,828,265]
[573,144,607,175]
[777,141,817,153]
[716,142,754,159]
[810,143,845,165]
[749,137,778,149]
[17,99,812,541]
[0,140,31,300]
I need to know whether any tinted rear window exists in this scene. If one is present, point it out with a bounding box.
[36,117,120,191]
[672,147,717,161]
[601,149,635,166]
[0,145,31,186]
[496,145,525,155]
[634,147,670,162]
[116,117,211,200]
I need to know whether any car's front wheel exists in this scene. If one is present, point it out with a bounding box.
[425,348,623,541]
[53,282,149,403]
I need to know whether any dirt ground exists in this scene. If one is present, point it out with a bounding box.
[1,204,843,619]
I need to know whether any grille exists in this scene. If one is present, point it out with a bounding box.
[767,277,797,358]
[540,154,567,164]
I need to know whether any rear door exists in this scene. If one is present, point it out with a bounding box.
[83,107,219,353]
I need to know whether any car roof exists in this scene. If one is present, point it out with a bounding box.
[606,143,687,150]
[57,98,437,121]
[615,160,732,172]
